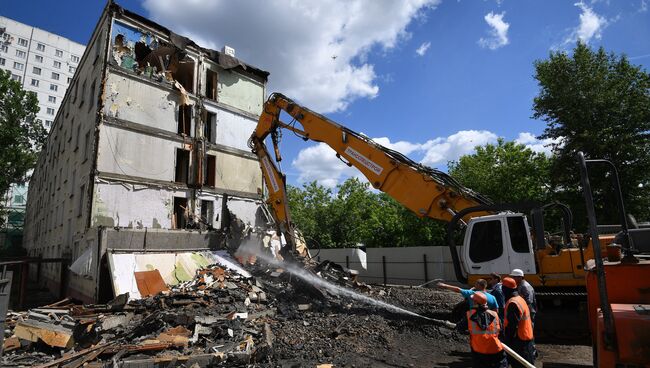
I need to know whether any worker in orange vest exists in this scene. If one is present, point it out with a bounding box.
[501,277,535,367]
[466,292,508,368]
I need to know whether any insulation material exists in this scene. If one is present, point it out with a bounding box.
[103,73,180,132]
[110,21,195,93]
[96,125,178,182]
[69,246,95,278]
[107,250,252,300]
[214,153,262,195]
[214,107,257,151]
[217,70,264,116]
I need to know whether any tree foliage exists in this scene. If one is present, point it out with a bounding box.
[533,42,650,225]
[0,70,46,204]
[448,139,553,204]
[286,178,446,249]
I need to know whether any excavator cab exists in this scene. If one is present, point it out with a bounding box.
[462,213,536,276]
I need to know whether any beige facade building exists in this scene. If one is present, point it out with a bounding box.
[22,2,269,302]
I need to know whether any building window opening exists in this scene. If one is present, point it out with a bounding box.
[178,105,192,135]
[204,154,216,187]
[206,69,218,100]
[110,21,195,93]
[200,200,214,228]
[175,149,190,183]
[205,111,216,143]
[173,197,188,229]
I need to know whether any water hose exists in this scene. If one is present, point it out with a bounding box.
[502,343,536,368]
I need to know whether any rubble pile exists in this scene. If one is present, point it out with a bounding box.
[2,257,469,367]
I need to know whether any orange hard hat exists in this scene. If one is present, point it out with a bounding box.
[471,291,488,306]
[502,277,517,289]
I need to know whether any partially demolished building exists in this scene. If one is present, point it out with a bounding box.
[22,2,270,303]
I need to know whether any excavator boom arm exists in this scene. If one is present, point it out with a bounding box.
[250,93,491,249]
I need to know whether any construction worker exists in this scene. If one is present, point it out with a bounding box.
[466,292,508,368]
[509,269,537,325]
[501,277,535,367]
[437,279,499,311]
[487,273,505,320]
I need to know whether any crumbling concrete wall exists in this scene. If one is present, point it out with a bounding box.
[23,3,270,303]
[102,73,181,132]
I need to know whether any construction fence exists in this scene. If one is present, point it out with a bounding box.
[313,246,462,286]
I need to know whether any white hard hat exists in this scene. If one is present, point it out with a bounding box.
[510,269,524,277]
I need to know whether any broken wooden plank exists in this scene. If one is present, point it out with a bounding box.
[32,343,112,368]
[14,319,74,348]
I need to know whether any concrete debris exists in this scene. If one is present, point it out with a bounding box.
[2,253,468,367]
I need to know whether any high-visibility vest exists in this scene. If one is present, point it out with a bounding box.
[504,295,534,341]
[466,309,503,354]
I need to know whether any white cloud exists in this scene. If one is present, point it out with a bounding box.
[292,130,499,187]
[419,130,498,166]
[292,143,361,188]
[372,137,422,155]
[563,2,609,45]
[478,12,510,50]
[639,0,648,12]
[514,132,562,155]
[142,0,439,113]
[415,41,431,56]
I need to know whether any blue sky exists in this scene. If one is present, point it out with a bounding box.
[3,0,649,188]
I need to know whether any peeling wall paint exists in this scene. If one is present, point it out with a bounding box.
[103,74,180,132]
[212,106,257,151]
[217,69,264,116]
[97,125,177,181]
[213,153,262,194]
[91,182,180,228]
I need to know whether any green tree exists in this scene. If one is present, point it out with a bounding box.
[287,178,448,249]
[448,139,553,203]
[533,42,650,225]
[0,70,46,218]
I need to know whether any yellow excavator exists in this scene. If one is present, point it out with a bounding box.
[249,93,613,293]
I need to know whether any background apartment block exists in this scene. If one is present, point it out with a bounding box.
[22,2,269,302]
[0,16,86,130]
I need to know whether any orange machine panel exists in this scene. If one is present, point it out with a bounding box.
[586,260,650,350]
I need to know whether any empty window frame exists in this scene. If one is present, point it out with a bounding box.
[77,184,85,217]
[175,149,190,183]
[173,197,188,229]
[178,105,192,136]
[204,154,216,187]
[205,111,216,143]
[206,69,218,100]
[201,200,214,227]
[89,80,96,111]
